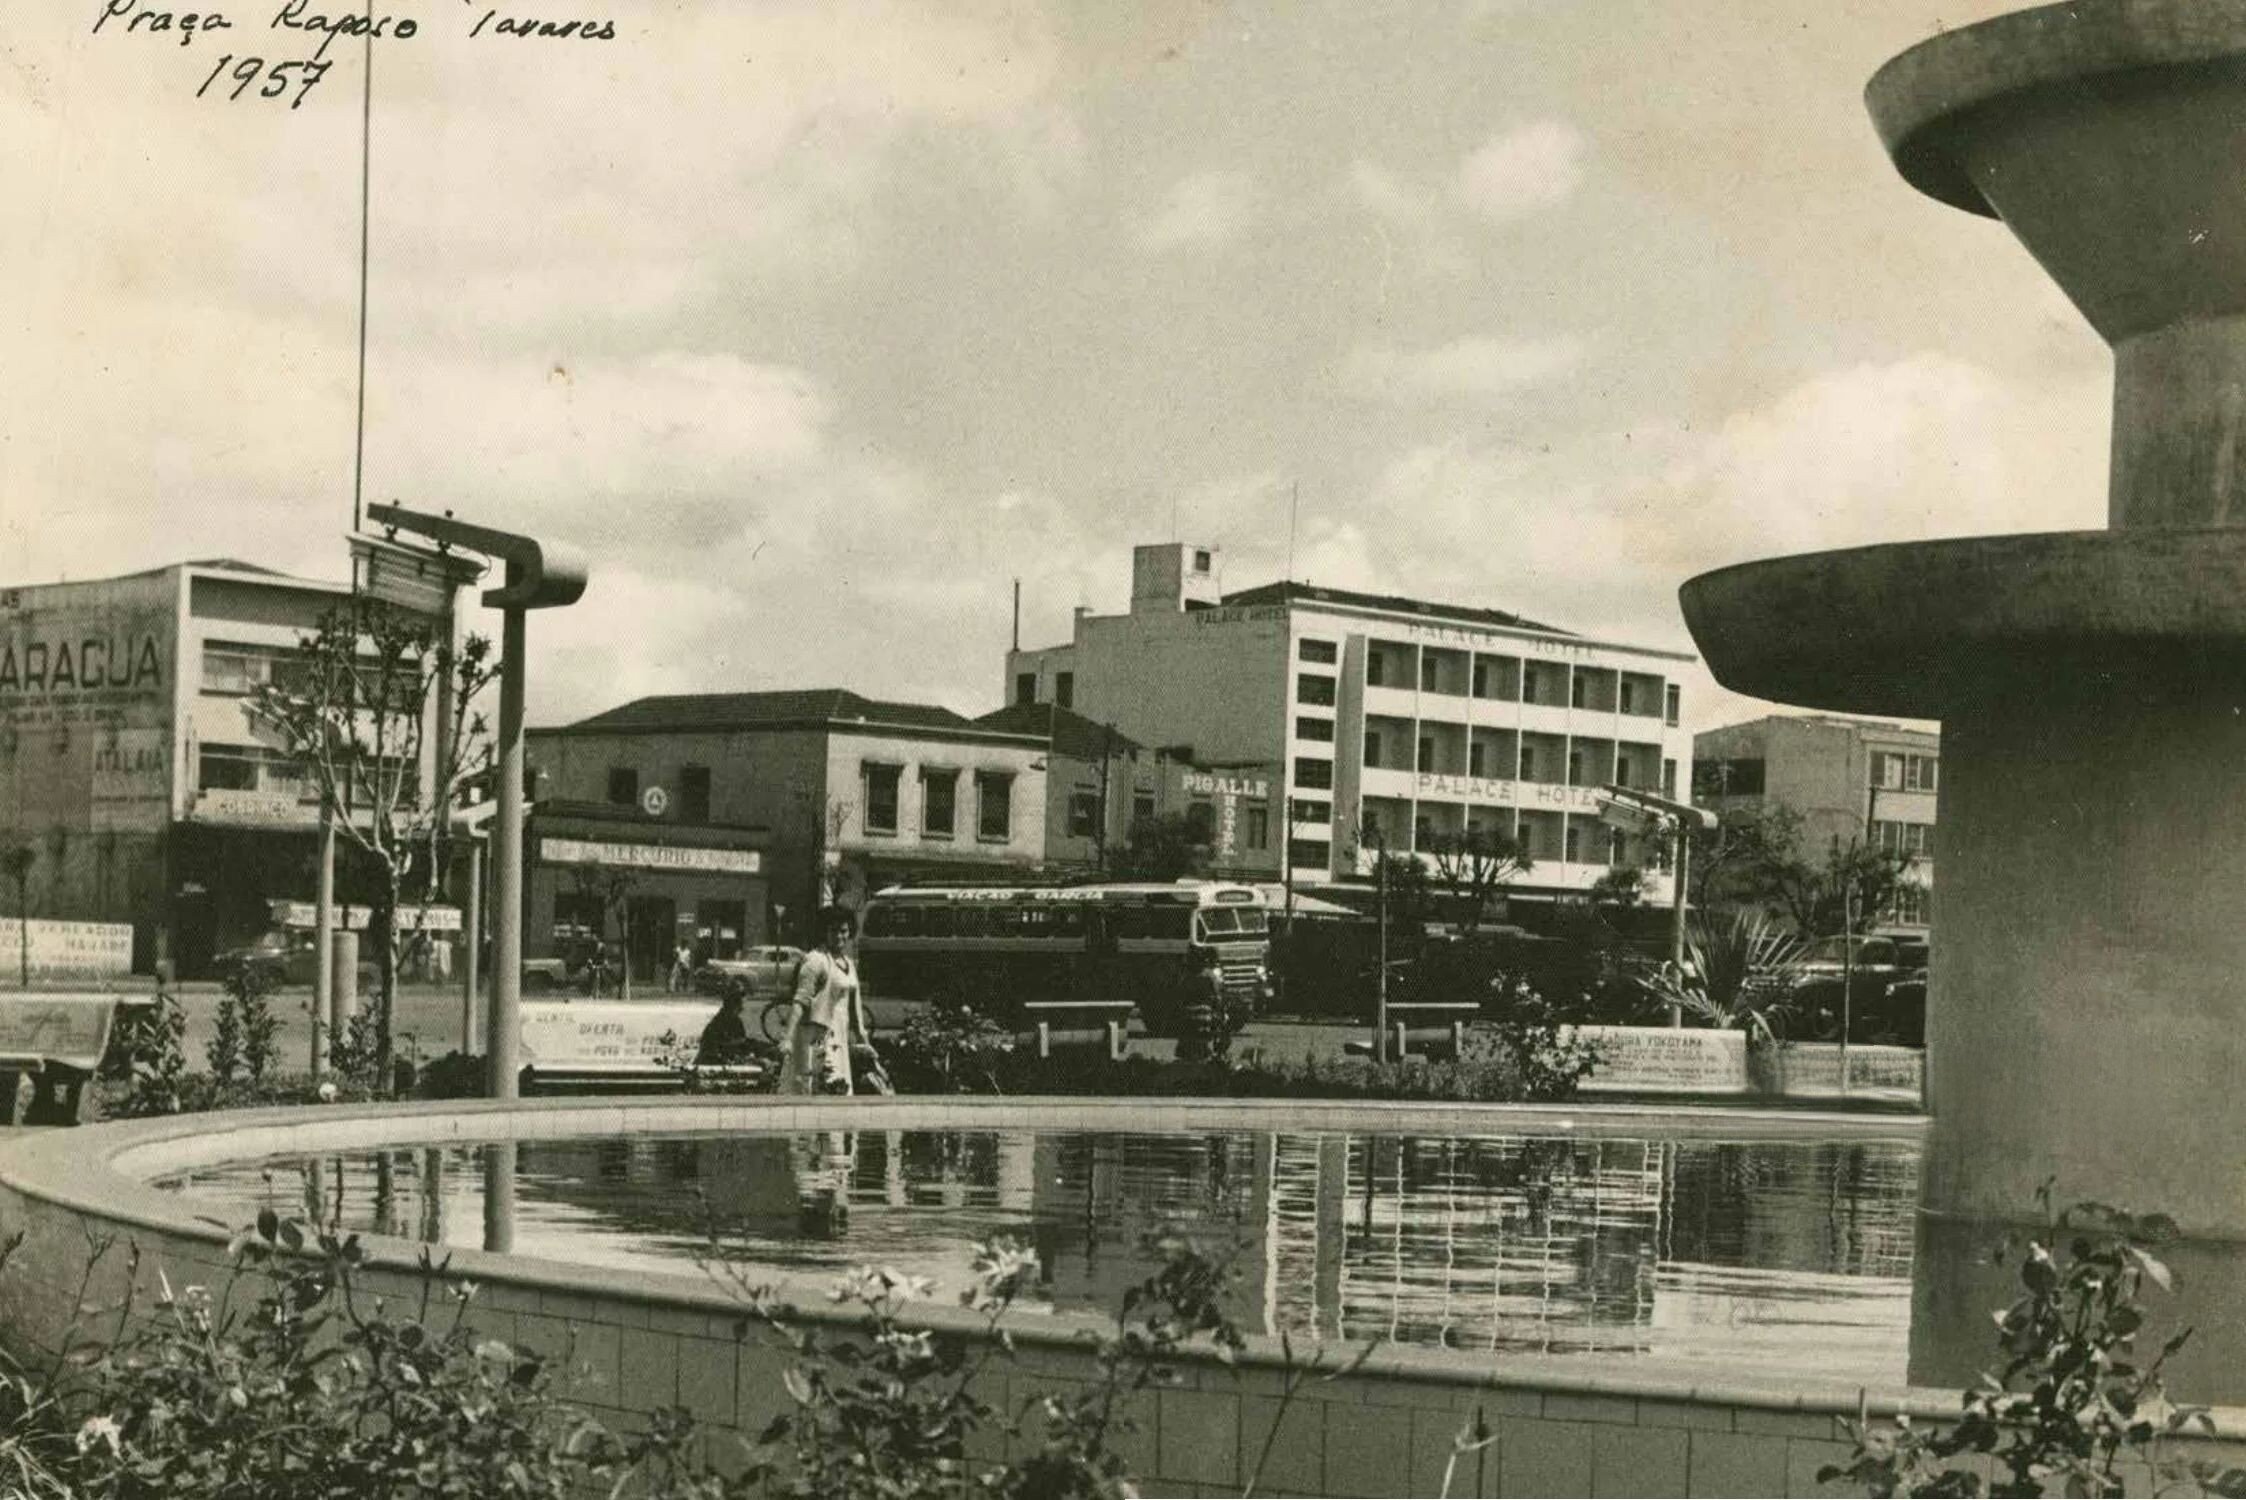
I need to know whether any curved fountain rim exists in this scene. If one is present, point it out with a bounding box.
[1867,0,2246,216]
[0,1094,1992,1426]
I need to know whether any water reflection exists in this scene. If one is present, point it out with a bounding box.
[157,1128,1920,1384]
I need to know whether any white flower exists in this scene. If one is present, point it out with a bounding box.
[316,1081,339,1103]
[76,1415,122,1457]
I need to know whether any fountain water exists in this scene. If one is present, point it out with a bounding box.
[1685,0,2246,1237]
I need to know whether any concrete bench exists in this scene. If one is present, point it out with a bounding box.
[0,993,151,1125]
[517,1000,771,1095]
[1344,1001,1481,1061]
[1018,1000,1136,1060]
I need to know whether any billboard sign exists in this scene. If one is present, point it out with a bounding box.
[0,575,178,833]
[0,919,134,982]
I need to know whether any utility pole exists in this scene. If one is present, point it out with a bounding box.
[1667,814,1690,1029]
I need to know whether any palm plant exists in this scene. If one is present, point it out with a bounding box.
[1641,910,1809,1046]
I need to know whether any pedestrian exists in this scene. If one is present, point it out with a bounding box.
[777,906,878,1094]
[696,987,755,1067]
[1177,957,1228,1063]
[669,938,694,994]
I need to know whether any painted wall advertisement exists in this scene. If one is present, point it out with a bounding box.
[0,576,178,834]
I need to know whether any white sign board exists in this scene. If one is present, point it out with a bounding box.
[541,837,760,876]
[519,1000,720,1069]
[0,920,134,982]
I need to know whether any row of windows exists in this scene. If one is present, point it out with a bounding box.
[863,763,1014,842]
[1363,731,1675,795]
[1063,791,1276,851]
[1011,670,1076,708]
[1362,808,1656,869]
[1872,751,1939,793]
[1299,662,1681,725]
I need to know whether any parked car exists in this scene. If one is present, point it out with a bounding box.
[1787,933,1928,1046]
[213,930,378,992]
[694,945,805,998]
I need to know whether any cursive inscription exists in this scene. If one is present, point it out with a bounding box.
[93,0,619,105]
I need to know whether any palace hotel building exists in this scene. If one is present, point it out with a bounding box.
[1005,544,1698,907]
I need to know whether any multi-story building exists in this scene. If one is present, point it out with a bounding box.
[972,701,1284,879]
[1005,543,1698,905]
[527,689,1049,943]
[1692,713,1937,930]
[0,558,456,975]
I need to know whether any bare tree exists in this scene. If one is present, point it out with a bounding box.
[568,864,637,997]
[251,598,496,1093]
[1423,824,1530,936]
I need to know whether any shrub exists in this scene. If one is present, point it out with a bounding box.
[1825,1194,2238,1498]
[104,990,190,1119]
[886,1001,1015,1094]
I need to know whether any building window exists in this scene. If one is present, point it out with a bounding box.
[607,767,638,806]
[1185,800,1216,843]
[1015,672,1037,706]
[1619,681,1636,715]
[1193,548,1212,574]
[1873,752,1940,793]
[1469,741,1486,777]
[1662,758,1677,798]
[1296,672,1336,707]
[680,765,711,822]
[1298,638,1337,664]
[197,743,262,792]
[1055,672,1075,710]
[1295,757,1334,791]
[1895,884,1932,925]
[976,771,1014,841]
[1289,838,1331,870]
[922,769,958,838]
[1874,819,1936,857]
[1244,805,1270,849]
[1696,757,1766,797]
[1420,656,1439,692]
[1417,736,1436,773]
[1292,798,1331,825]
[1068,788,1100,838]
[1564,823,1581,863]
[862,763,902,835]
[1665,683,1682,726]
[1518,746,1536,781]
[1132,791,1156,827]
[1567,749,1584,785]
[1366,651,1386,687]
[1570,672,1588,709]
[1364,730,1383,767]
[1295,715,1334,743]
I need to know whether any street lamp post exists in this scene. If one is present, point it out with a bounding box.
[364,503,587,1100]
[1596,784,1717,1028]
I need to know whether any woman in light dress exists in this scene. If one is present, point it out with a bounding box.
[777,906,876,1094]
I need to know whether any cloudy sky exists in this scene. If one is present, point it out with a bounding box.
[2,0,2109,730]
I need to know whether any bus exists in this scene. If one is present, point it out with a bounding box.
[856,881,1273,1036]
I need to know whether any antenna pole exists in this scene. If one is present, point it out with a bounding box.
[1012,578,1021,653]
[1287,480,1299,582]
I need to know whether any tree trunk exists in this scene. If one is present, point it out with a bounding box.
[374,871,399,1097]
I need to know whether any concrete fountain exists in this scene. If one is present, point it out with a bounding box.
[1684,0,2246,1239]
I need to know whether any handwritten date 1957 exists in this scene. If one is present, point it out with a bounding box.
[195,54,328,108]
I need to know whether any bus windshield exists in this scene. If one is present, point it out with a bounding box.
[1196,907,1269,940]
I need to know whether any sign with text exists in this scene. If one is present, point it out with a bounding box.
[0,920,134,982]
[541,837,760,876]
[0,996,122,1071]
[89,727,173,831]
[520,1001,718,1069]
[267,902,463,933]
[1570,1025,1923,1104]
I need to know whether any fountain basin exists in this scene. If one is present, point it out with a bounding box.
[13,1095,2231,1498]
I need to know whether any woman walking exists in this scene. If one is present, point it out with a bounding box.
[778,907,876,1094]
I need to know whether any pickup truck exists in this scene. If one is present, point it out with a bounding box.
[1786,934,1928,1046]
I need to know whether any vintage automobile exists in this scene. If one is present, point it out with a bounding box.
[1787,932,1929,1046]
[212,930,379,992]
[692,944,806,999]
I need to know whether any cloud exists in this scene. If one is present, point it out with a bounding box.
[1456,121,1586,224]
[1133,169,1257,252]
[1343,335,1585,402]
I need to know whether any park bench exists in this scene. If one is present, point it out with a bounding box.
[517,999,768,1095]
[0,993,153,1125]
[1343,1000,1481,1062]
